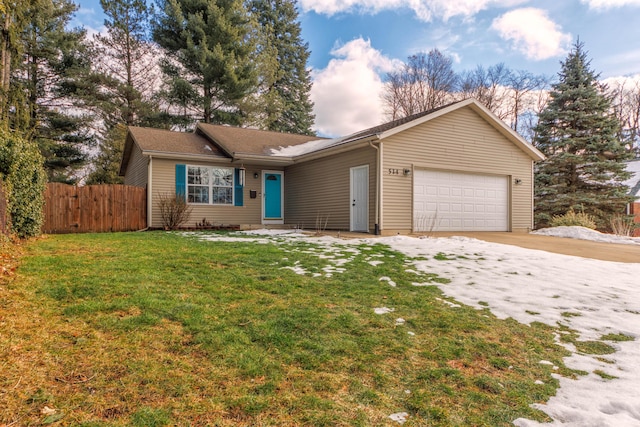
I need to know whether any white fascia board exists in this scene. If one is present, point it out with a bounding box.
[141,150,233,163]
[292,136,379,163]
[231,153,295,166]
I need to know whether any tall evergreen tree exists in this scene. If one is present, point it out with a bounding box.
[534,41,633,229]
[247,0,314,135]
[152,0,256,125]
[92,0,162,129]
[86,123,126,184]
[87,0,165,184]
[12,0,95,183]
[1,0,28,123]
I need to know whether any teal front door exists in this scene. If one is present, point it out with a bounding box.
[263,171,283,222]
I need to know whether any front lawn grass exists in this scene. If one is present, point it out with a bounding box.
[1,231,571,426]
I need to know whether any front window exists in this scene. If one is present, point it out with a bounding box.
[187,166,233,205]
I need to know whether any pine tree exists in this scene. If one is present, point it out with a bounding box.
[247,0,314,135]
[534,41,633,229]
[86,123,126,185]
[152,0,256,125]
[92,0,162,129]
[1,0,28,123]
[87,0,165,184]
[12,0,95,183]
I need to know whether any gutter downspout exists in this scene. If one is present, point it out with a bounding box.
[369,139,381,235]
[147,155,153,229]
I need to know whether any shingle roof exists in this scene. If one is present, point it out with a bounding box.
[196,123,325,156]
[121,98,544,174]
[128,126,226,157]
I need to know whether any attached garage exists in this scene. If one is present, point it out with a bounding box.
[413,169,509,232]
[121,98,545,234]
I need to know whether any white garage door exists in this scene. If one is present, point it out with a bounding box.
[413,170,509,232]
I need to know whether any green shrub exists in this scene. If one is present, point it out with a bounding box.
[549,208,597,229]
[0,129,46,238]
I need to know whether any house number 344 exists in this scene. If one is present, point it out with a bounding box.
[388,168,400,175]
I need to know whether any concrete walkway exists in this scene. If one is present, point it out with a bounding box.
[425,232,640,264]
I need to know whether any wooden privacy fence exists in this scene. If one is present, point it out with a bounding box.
[43,183,146,234]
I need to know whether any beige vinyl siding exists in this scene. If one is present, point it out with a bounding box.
[123,144,148,188]
[382,106,534,233]
[150,158,266,228]
[285,147,376,231]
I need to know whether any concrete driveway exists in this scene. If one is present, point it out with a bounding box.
[426,232,640,263]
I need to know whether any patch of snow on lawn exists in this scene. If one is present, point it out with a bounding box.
[381,234,640,427]
[379,276,396,287]
[282,266,307,275]
[240,228,306,236]
[532,226,640,245]
[388,412,409,424]
[183,229,640,426]
[436,297,461,308]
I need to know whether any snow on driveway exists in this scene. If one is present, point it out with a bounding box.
[185,228,640,426]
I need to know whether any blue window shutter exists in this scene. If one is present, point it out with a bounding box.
[234,168,243,207]
[175,164,186,200]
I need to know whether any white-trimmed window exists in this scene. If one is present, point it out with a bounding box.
[187,165,233,205]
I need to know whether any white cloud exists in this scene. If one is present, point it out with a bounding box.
[310,38,400,137]
[581,0,640,9]
[299,0,527,22]
[491,8,572,61]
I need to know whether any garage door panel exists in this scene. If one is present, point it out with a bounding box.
[414,169,508,232]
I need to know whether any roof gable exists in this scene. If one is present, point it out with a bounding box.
[119,126,229,175]
[196,123,325,156]
[345,99,544,161]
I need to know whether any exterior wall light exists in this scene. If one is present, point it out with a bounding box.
[403,168,412,176]
[239,165,246,186]
[514,178,522,185]
[254,172,259,179]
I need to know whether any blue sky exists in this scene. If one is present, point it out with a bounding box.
[72,0,640,136]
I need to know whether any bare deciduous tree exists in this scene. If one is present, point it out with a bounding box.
[458,63,511,120]
[608,77,640,156]
[505,70,550,135]
[382,49,458,120]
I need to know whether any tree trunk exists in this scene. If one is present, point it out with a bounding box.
[203,85,211,123]
[1,11,12,115]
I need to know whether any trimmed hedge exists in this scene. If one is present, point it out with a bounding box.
[0,129,46,238]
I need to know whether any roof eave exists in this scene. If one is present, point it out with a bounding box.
[119,131,137,176]
[141,150,233,163]
[292,135,380,163]
[467,102,546,161]
[232,152,295,166]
